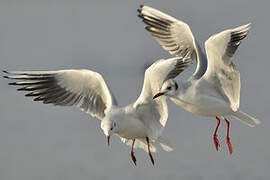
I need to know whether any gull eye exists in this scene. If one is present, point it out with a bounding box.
[167,86,172,90]
[110,127,113,131]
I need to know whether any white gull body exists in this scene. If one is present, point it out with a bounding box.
[3,56,190,165]
[138,5,261,154]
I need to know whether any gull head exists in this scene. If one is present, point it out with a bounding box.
[153,79,179,99]
[101,119,117,146]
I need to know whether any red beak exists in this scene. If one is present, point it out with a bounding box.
[107,136,110,146]
[153,92,165,99]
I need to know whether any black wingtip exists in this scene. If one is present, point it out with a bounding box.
[3,75,8,79]
[145,26,151,31]
[2,70,8,74]
[34,96,43,101]
[137,14,143,19]
[25,92,38,97]
[137,5,144,13]
[8,82,17,85]
[17,87,25,91]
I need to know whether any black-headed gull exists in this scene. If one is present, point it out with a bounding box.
[138,5,261,154]
[3,56,191,165]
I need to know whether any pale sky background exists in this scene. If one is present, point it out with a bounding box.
[0,0,270,180]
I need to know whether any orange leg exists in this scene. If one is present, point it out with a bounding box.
[130,139,136,165]
[146,137,154,165]
[213,117,221,151]
[224,118,233,154]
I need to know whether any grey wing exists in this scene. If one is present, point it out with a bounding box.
[3,69,117,120]
[204,24,250,111]
[134,57,191,138]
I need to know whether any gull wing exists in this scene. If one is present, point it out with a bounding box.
[204,24,251,111]
[3,69,117,120]
[134,57,191,139]
[138,5,206,79]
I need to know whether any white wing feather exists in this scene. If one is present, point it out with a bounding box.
[204,24,251,111]
[4,69,117,120]
[134,57,190,139]
[138,6,198,59]
[138,5,207,79]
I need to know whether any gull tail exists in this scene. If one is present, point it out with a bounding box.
[157,136,173,152]
[231,110,261,127]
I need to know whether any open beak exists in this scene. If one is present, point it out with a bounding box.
[107,136,110,146]
[153,92,165,99]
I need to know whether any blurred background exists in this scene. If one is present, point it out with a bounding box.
[0,0,269,179]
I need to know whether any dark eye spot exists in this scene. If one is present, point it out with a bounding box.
[110,127,113,131]
[167,86,172,90]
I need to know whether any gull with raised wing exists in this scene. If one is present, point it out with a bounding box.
[3,56,190,165]
[138,5,261,154]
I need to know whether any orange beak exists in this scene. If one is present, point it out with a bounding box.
[153,92,165,99]
[107,136,110,146]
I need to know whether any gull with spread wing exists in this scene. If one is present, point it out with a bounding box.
[3,56,191,165]
[138,5,261,154]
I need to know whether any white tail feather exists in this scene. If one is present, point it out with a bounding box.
[157,136,173,152]
[232,110,261,127]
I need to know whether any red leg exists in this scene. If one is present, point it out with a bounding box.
[224,118,233,154]
[146,137,154,165]
[130,139,136,165]
[213,117,221,151]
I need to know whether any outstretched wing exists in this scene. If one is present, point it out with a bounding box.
[3,69,117,120]
[134,57,191,139]
[135,57,191,106]
[138,5,206,78]
[204,24,251,111]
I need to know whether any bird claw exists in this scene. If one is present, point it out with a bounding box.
[148,152,155,166]
[213,135,220,151]
[226,137,233,154]
[146,137,155,165]
[131,152,137,166]
[224,118,233,154]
